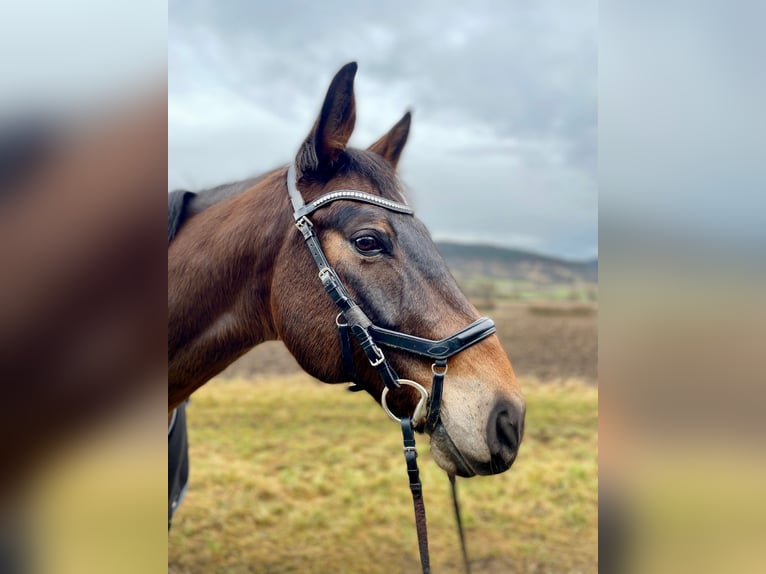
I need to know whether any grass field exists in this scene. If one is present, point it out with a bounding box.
[168,376,597,573]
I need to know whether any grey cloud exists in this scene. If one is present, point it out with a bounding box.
[169,0,597,259]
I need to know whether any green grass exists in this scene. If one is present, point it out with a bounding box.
[458,277,597,303]
[168,376,597,573]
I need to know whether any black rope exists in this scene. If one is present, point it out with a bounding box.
[449,474,471,574]
[401,417,430,574]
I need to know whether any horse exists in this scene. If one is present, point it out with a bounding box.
[168,63,525,488]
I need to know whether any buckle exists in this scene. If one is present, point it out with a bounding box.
[295,216,314,238]
[335,312,348,328]
[369,344,385,367]
[318,267,334,282]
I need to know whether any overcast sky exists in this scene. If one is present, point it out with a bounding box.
[169,0,597,260]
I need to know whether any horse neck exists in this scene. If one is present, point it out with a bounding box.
[168,169,290,408]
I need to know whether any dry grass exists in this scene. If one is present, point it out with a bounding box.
[168,376,597,573]
[526,304,597,317]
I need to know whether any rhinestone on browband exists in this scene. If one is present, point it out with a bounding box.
[308,190,413,214]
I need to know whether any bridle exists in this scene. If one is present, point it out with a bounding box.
[287,164,496,573]
[286,164,496,430]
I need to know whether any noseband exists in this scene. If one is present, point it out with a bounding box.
[287,164,495,573]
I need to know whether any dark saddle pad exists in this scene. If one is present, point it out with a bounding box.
[168,189,195,528]
[168,402,189,529]
[168,189,196,244]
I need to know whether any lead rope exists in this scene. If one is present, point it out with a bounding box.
[401,418,472,574]
[449,474,471,574]
[401,417,431,573]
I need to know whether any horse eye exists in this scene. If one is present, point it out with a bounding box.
[354,235,383,254]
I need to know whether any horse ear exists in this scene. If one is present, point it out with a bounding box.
[296,62,357,177]
[368,111,411,169]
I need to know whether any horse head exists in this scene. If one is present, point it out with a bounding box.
[272,63,525,477]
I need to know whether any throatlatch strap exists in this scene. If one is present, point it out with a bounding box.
[401,417,430,574]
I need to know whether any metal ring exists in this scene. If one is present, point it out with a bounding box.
[381,379,429,426]
[431,362,448,376]
[335,312,348,327]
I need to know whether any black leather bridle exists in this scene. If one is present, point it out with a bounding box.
[287,164,496,573]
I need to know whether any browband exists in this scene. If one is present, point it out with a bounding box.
[287,164,413,220]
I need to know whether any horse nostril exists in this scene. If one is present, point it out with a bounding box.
[496,410,519,452]
[487,399,525,467]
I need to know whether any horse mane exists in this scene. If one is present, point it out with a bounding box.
[187,174,268,215]
[167,174,267,243]
[337,149,404,203]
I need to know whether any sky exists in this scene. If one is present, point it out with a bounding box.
[169,0,598,260]
[600,1,765,253]
[1,0,165,112]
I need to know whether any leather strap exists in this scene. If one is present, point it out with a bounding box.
[401,417,430,574]
[425,359,447,433]
[450,474,471,574]
[337,323,356,380]
[297,190,413,218]
[369,317,496,360]
[296,217,400,391]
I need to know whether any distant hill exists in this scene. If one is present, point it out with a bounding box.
[435,241,598,284]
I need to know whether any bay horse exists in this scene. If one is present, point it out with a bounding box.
[168,63,524,487]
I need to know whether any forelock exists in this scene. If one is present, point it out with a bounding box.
[340,149,406,203]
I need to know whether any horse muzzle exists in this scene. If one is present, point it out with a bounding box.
[430,397,525,477]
